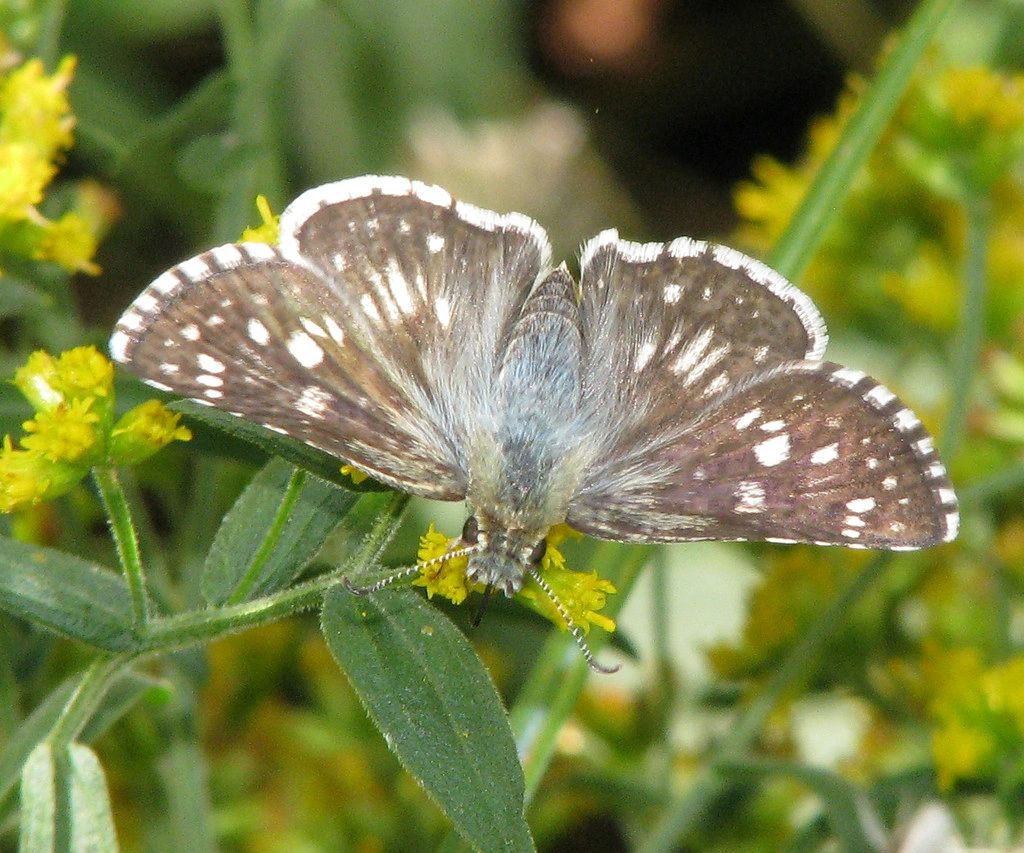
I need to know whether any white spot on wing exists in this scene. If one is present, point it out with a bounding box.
[663,283,681,304]
[387,260,415,314]
[427,233,445,253]
[846,497,876,513]
[197,354,225,373]
[754,433,790,467]
[672,327,714,376]
[810,443,839,465]
[435,295,452,328]
[300,317,328,338]
[287,330,324,368]
[181,324,200,341]
[360,293,382,324]
[882,476,897,490]
[109,331,130,362]
[735,408,761,430]
[197,374,223,388]
[831,367,866,388]
[734,481,766,513]
[635,340,657,371]
[248,319,270,345]
[324,316,345,344]
[759,419,785,432]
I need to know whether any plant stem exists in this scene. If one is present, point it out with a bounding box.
[514,543,651,803]
[140,572,341,653]
[767,0,960,281]
[638,555,891,852]
[93,467,148,627]
[941,193,991,460]
[226,467,307,604]
[47,654,130,748]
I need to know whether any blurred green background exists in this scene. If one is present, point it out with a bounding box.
[3,0,1024,850]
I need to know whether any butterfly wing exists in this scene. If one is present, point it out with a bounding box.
[568,234,957,548]
[110,176,551,499]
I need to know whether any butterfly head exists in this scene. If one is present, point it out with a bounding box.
[460,515,547,597]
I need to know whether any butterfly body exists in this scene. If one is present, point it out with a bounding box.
[110,175,958,600]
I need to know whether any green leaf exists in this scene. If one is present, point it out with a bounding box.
[0,670,157,805]
[202,458,359,605]
[157,740,216,853]
[19,742,56,853]
[19,742,119,852]
[0,537,135,651]
[170,400,387,492]
[321,587,534,853]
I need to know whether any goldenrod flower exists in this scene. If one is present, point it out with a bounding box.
[0,347,191,514]
[943,67,1024,133]
[241,195,280,244]
[21,398,100,463]
[932,716,995,790]
[0,140,52,218]
[519,563,617,634]
[413,523,472,604]
[109,400,192,465]
[0,436,83,513]
[413,521,616,631]
[340,464,369,485]
[35,211,100,274]
[0,55,75,157]
[14,346,114,412]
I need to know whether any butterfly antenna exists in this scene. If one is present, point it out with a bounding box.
[528,567,620,675]
[472,583,495,628]
[342,543,482,596]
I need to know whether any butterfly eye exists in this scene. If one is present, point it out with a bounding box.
[461,516,480,544]
[526,539,547,567]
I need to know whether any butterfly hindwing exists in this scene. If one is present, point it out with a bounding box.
[568,360,958,549]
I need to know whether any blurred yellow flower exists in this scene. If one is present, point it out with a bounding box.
[340,464,369,485]
[0,55,75,156]
[943,67,1024,133]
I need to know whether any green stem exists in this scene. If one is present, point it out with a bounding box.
[93,467,148,627]
[226,468,307,605]
[941,194,991,460]
[47,654,130,748]
[139,493,409,653]
[138,574,338,653]
[514,543,651,803]
[638,555,891,852]
[766,0,960,281]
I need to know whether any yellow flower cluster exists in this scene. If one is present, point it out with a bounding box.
[732,62,1024,340]
[919,644,1024,789]
[413,522,616,633]
[0,347,191,512]
[0,54,114,274]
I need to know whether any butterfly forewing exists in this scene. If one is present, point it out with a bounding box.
[568,360,958,549]
[577,231,827,445]
[278,176,551,445]
[111,243,465,497]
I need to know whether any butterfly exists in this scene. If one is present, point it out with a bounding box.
[110,175,958,670]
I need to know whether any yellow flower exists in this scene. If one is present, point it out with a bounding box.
[34,211,100,274]
[340,464,369,485]
[880,242,960,333]
[0,55,75,158]
[20,398,100,463]
[520,558,617,634]
[14,346,114,412]
[943,67,1024,133]
[412,521,616,631]
[0,435,83,513]
[109,400,192,465]
[413,523,472,604]
[241,194,280,244]
[932,716,995,790]
[0,140,53,218]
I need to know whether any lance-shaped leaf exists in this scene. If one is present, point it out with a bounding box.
[0,537,134,651]
[202,458,358,605]
[322,587,534,853]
